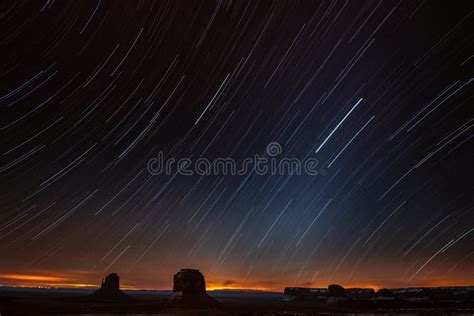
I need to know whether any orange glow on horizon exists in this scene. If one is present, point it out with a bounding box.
[0,273,470,292]
[0,274,69,282]
[346,284,381,291]
[206,280,279,292]
[0,273,141,290]
[206,284,273,291]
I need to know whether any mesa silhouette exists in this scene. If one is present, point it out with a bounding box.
[0,268,473,315]
[88,273,133,302]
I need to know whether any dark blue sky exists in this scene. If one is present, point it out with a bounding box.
[1,0,473,290]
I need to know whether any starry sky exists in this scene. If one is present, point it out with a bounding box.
[1,0,473,291]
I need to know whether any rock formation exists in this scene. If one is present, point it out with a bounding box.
[173,268,206,294]
[376,288,395,298]
[171,269,217,307]
[328,284,346,297]
[284,284,474,306]
[101,273,120,290]
[284,287,328,301]
[346,287,375,299]
[89,273,132,301]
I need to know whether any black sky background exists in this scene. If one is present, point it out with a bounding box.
[0,0,473,289]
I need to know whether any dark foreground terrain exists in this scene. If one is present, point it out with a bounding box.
[1,286,473,315]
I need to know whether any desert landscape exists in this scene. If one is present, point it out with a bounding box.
[1,269,473,315]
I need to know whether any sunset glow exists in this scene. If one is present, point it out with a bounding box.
[0,274,69,283]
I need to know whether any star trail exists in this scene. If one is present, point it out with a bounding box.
[1,0,473,291]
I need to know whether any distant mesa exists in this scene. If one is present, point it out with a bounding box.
[347,287,376,299]
[89,273,132,302]
[170,268,217,307]
[284,287,328,301]
[285,284,474,304]
[328,284,346,297]
[286,284,376,302]
[376,288,395,299]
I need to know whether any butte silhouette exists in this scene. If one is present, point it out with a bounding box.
[89,273,132,302]
[170,268,217,307]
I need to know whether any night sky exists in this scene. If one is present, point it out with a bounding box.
[1,1,473,291]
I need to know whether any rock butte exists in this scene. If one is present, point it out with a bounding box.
[89,273,132,302]
[171,268,217,307]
